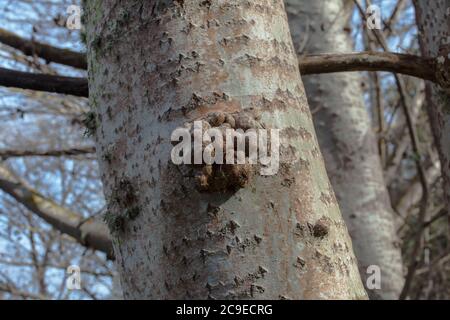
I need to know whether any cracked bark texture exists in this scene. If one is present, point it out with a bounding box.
[84,0,366,299]
[414,0,450,215]
[286,0,404,299]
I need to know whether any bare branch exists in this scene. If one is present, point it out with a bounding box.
[0,147,95,158]
[0,165,113,258]
[0,67,88,97]
[299,52,437,82]
[0,282,47,300]
[0,28,87,69]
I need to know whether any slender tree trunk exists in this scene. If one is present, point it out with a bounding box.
[286,0,404,299]
[414,0,450,216]
[84,0,366,299]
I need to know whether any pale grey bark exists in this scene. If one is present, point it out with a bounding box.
[286,0,404,299]
[414,0,450,216]
[84,0,366,299]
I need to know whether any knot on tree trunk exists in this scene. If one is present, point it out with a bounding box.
[174,111,269,193]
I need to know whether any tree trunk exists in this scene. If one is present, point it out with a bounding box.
[285,0,404,299]
[84,0,366,299]
[414,0,450,215]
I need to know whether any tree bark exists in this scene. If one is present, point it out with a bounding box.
[84,0,366,299]
[0,28,87,69]
[298,52,437,83]
[0,146,95,158]
[414,0,450,216]
[286,0,404,299]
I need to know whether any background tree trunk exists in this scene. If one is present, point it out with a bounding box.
[285,0,404,299]
[84,0,366,299]
[414,0,450,215]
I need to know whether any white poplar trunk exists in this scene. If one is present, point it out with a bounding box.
[85,0,366,299]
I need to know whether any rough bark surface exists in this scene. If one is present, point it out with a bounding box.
[85,0,366,299]
[286,0,404,299]
[414,0,450,215]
